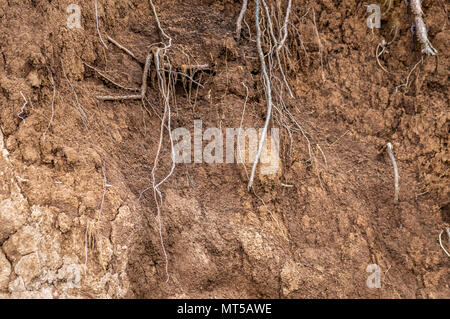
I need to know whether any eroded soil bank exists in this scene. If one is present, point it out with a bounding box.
[0,0,448,298]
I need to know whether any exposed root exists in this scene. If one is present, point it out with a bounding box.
[375,25,399,73]
[376,40,390,73]
[235,0,249,41]
[95,38,209,101]
[386,142,399,204]
[383,0,393,15]
[106,35,140,62]
[144,0,176,283]
[83,60,140,92]
[92,0,186,282]
[410,0,438,55]
[96,53,153,100]
[395,57,423,92]
[438,229,450,257]
[245,1,318,188]
[18,91,28,123]
[414,16,438,55]
[248,0,274,190]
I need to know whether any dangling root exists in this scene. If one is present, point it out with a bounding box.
[410,0,438,55]
[245,1,315,189]
[248,0,274,190]
[235,0,249,41]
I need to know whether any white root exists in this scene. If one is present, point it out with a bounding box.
[148,0,175,283]
[410,0,437,55]
[394,57,423,92]
[96,53,153,100]
[106,35,139,61]
[386,142,399,204]
[277,0,292,51]
[248,0,274,190]
[235,0,248,41]
[414,17,438,55]
[83,60,140,92]
[94,0,108,49]
[274,0,294,98]
[410,0,424,17]
[438,230,450,257]
[18,91,28,122]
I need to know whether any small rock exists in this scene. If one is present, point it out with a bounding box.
[26,70,41,88]
[0,199,27,243]
[62,146,79,165]
[14,253,40,285]
[57,212,72,233]
[3,225,39,263]
[281,261,301,296]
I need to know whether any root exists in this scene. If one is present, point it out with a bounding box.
[106,35,140,62]
[395,57,423,92]
[386,142,399,204]
[94,0,108,49]
[383,0,393,15]
[18,91,28,123]
[245,1,317,188]
[248,0,274,190]
[96,53,153,100]
[414,16,438,55]
[95,38,208,101]
[235,0,249,41]
[376,40,389,73]
[141,0,176,284]
[375,25,398,73]
[93,1,180,282]
[262,0,294,98]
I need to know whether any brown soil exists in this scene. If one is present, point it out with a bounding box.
[0,0,448,298]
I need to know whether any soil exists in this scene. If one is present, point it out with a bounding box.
[0,0,448,298]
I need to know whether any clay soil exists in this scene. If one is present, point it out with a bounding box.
[0,0,448,298]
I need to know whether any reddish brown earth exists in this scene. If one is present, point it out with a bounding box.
[0,0,448,298]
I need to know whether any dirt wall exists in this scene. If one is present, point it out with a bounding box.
[0,0,448,298]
